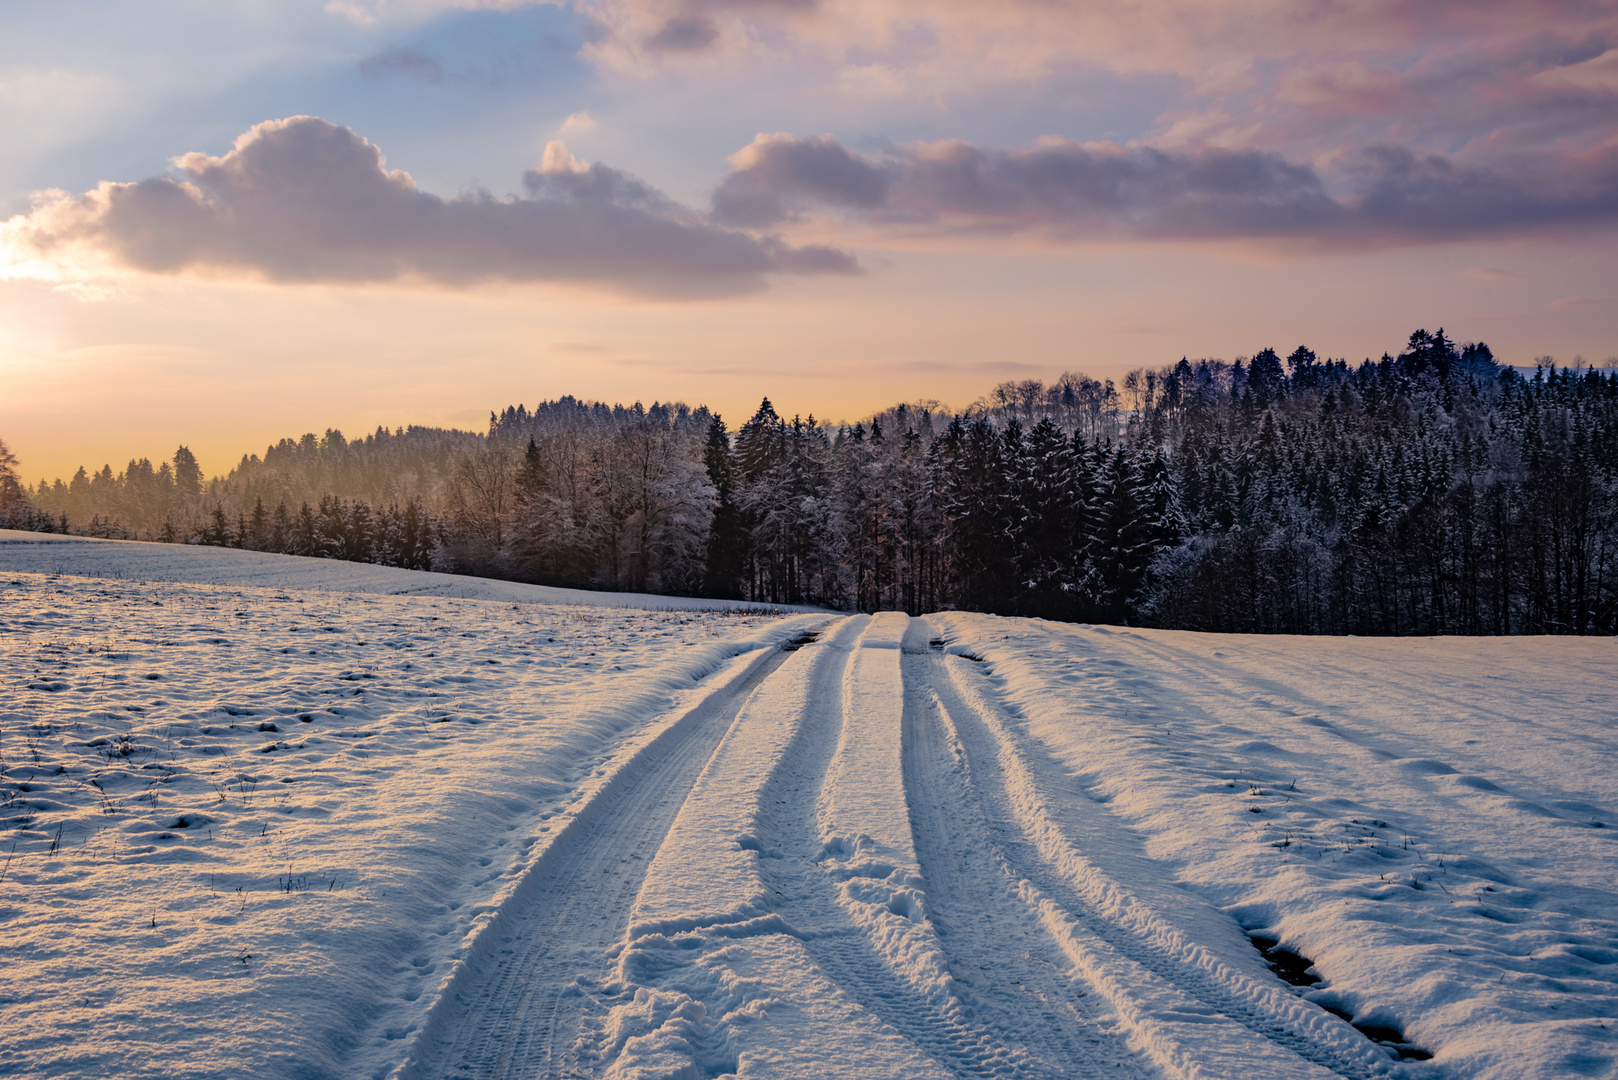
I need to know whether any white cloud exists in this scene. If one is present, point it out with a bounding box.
[540,140,590,175]
[50,282,118,303]
[559,110,598,136]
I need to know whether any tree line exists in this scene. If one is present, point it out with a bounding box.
[8,328,1617,634]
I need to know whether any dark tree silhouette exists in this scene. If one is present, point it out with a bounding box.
[15,334,1618,633]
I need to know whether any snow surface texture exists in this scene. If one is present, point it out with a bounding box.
[0,565,821,1078]
[3,539,1616,1080]
[0,531,816,612]
[928,615,1618,1080]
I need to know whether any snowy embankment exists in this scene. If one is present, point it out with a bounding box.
[0,531,816,612]
[3,534,1616,1080]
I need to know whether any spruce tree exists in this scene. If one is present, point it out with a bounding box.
[702,415,746,599]
[173,446,203,502]
[0,437,26,526]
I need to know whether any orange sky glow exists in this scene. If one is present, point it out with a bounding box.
[2,0,1614,482]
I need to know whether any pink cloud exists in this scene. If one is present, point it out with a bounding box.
[712,131,1618,242]
[575,1,1617,199]
[575,0,1613,85]
[1274,62,1410,116]
[344,2,1617,222]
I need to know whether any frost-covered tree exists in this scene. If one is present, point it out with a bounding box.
[0,437,38,529]
[24,329,1618,632]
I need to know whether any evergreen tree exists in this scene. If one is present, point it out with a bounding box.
[702,415,747,599]
[173,446,203,503]
[0,437,28,527]
[247,497,269,550]
[1247,348,1286,406]
[270,501,292,553]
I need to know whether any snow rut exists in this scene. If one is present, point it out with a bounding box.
[399,613,1407,1080]
[718,612,1152,1079]
[747,613,1076,1078]
[392,639,806,1080]
[925,644,1398,1079]
[898,627,1156,1079]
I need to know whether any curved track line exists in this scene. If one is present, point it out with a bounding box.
[930,648,1397,1079]
[623,614,870,940]
[899,625,1157,1079]
[743,617,1028,1077]
[392,637,814,1080]
[736,615,1135,1078]
[594,615,961,1080]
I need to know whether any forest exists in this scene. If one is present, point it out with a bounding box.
[5,328,1616,634]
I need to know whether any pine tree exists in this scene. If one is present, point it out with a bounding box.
[0,437,28,527]
[1086,447,1166,623]
[173,446,203,503]
[702,415,747,599]
[294,502,320,557]
[1012,417,1086,618]
[1248,348,1286,407]
[247,497,269,550]
[206,506,231,546]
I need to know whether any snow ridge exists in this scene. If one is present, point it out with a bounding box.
[815,613,957,1010]
[931,651,1385,1078]
[0,531,818,613]
[935,614,1618,1080]
[391,621,824,1080]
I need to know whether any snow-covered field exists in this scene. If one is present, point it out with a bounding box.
[0,532,815,612]
[1,535,1615,1080]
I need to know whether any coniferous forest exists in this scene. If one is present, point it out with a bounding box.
[6,328,1617,634]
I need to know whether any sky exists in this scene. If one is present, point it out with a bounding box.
[2,0,1616,482]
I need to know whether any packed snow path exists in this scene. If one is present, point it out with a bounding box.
[397,639,803,1079]
[395,614,1465,1080]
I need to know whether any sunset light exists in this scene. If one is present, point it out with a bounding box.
[2,3,1616,1078]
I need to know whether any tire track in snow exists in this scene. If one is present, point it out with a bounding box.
[747,616,1067,1078]
[897,620,1156,1079]
[737,613,1143,1079]
[927,646,1396,1079]
[601,615,955,1079]
[393,636,814,1080]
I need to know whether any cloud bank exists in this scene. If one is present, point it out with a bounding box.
[712,133,1618,242]
[2,117,856,297]
[575,0,1614,99]
[578,1,1617,208]
[325,3,1617,243]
